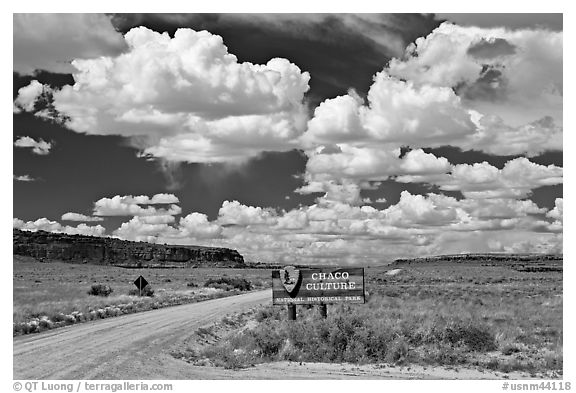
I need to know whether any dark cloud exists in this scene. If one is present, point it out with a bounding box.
[110,13,442,107]
[455,64,509,102]
[467,38,517,59]
[435,13,562,31]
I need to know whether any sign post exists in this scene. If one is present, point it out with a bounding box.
[133,275,149,297]
[288,304,296,320]
[272,266,365,320]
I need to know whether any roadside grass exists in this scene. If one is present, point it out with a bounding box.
[13,257,271,336]
[186,262,562,375]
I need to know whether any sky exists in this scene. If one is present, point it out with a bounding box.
[12,13,563,265]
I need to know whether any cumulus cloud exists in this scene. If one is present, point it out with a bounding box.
[14,13,127,75]
[388,23,562,118]
[113,217,176,243]
[13,217,106,237]
[303,146,451,185]
[13,80,47,113]
[301,72,476,148]
[398,157,562,199]
[388,23,562,152]
[469,115,562,157]
[178,213,223,239]
[113,212,222,242]
[61,212,104,222]
[545,198,563,232]
[217,200,278,226]
[14,175,35,182]
[381,191,459,228]
[14,136,52,155]
[93,194,182,217]
[503,235,562,254]
[296,181,365,205]
[547,198,563,222]
[19,186,558,264]
[12,18,563,264]
[15,27,311,164]
[206,190,557,263]
[299,22,562,195]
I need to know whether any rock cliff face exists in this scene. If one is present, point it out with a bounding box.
[13,229,245,268]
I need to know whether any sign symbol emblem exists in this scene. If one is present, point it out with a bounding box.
[281,266,300,295]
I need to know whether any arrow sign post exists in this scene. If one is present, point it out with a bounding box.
[133,275,149,297]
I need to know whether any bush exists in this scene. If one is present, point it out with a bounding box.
[87,284,113,297]
[128,285,155,297]
[204,277,252,291]
[441,322,497,352]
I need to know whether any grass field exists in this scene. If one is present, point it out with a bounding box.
[179,261,562,376]
[13,256,271,335]
[14,255,563,376]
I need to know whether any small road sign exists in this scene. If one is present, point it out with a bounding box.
[134,276,149,295]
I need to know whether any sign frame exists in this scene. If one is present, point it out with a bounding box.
[272,266,365,306]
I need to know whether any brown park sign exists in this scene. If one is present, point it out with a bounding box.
[272,266,365,305]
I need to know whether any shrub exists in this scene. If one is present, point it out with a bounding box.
[204,277,252,291]
[186,281,198,288]
[255,307,280,322]
[87,283,113,297]
[442,322,497,352]
[128,285,155,297]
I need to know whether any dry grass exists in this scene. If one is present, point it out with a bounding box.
[13,256,271,335]
[188,261,562,375]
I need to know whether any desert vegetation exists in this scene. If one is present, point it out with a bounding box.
[204,277,253,291]
[179,261,562,376]
[13,257,270,336]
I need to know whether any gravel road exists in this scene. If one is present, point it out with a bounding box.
[13,290,270,379]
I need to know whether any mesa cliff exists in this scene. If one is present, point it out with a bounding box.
[13,229,245,268]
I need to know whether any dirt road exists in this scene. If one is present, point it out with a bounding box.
[13,290,271,379]
[14,289,534,380]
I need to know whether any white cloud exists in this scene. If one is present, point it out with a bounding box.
[275,209,309,230]
[301,72,476,149]
[381,191,459,227]
[545,198,563,232]
[298,22,562,184]
[387,22,562,156]
[14,175,35,182]
[547,198,563,222]
[13,81,46,113]
[178,213,223,239]
[388,23,562,125]
[14,136,52,155]
[113,217,177,243]
[503,236,562,254]
[469,115,562,157]
[296,181,365,205]
[93,195,182,216]
[301,147,452,195]
[13,13,127,75]
[217,200,277,226]
[147,193,180,204]
[113,212,222,242]
[61,212,104,222]
[13,217,106,237]
[138,215,176,225]
[398,157,562,199]
[16,27,311,164]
